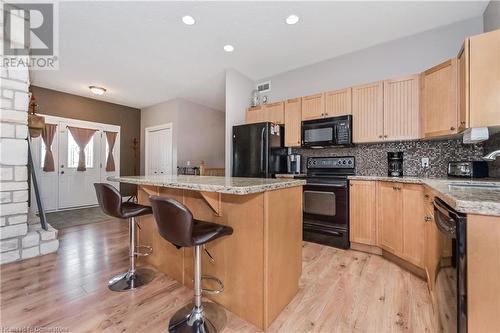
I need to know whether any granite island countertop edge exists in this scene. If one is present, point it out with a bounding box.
[109,176,306,195]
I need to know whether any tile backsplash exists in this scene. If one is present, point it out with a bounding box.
[293,138,487,178]
[484,132,500,178]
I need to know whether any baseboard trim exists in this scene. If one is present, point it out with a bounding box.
[350,242,382,255]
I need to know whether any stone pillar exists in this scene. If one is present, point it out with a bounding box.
[1,5,59,264]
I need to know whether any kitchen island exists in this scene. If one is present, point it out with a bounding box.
[109,175,305,330]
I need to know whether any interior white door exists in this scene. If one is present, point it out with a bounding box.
[58,123,101,209]
[146,125,172,176]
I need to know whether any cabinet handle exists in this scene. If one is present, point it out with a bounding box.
[424,216,432,222]
[450,126,456,131]
[379,135,383,139]
[384,135,388,138]
[424,194,430,199]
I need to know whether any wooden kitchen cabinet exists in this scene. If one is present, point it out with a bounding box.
[377,182,403,254]
[284,98,302,147]
[264,102,285,124]
[349,180,377,246]
[420,59,459,138]
[301,93,325,121]
[401,184,425,268]
[459,29,500,129]
[423,189,441,291]
[383,75,420,141]
[325,88,352,117]
[246,106,264,123]
[352,81,384,143]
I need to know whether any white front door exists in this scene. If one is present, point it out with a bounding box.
[58,122,102,209]
[145,124,173,176]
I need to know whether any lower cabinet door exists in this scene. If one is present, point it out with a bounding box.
[349,180,377,245]
[377,182,403,254]
[401,184,425,268]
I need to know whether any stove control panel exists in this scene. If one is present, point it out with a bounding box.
[307,156,355,169]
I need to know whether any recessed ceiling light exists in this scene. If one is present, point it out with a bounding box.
[89,86,106,95]
[286,14,299,25]
[182,15,195,25]
[223,44,234,52]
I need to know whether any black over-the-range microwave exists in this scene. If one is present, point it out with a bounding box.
[301,115,353,148]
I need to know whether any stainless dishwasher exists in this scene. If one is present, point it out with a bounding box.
[434,197,467,333]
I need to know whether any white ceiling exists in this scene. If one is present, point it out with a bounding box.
[30,1,489,111]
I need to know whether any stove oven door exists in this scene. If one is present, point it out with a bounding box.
[303,180,349,248]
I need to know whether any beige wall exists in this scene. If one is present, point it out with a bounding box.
[140,98,225,175]
[483,0,500,32]
[30,86,141,196]
[176,99,225,168]
[224,69,255,175]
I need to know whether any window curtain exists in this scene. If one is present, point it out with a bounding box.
[41,123,57,172]
[67,126,97,171]
[105,131,117,172]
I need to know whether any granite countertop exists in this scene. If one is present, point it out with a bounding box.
[349,176,500,216]
[109,175,306,195]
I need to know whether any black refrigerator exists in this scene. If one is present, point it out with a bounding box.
[232,122,287,178]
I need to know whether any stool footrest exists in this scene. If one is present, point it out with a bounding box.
[201,275,224,295]
[134,245,153,257]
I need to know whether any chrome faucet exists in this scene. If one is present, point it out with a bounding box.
[482,150,500,161]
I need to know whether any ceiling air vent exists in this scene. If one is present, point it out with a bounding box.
[256,81,271,93]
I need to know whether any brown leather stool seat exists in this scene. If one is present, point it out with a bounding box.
[149,196,233,333]
[94,183,155,291]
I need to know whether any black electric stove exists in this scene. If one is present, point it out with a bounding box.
[303,156,355,249]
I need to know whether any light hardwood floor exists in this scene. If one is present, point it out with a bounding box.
[0,219,438,332]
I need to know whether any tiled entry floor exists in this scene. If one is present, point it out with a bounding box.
[46,207,112,229]
[0,218,438,332]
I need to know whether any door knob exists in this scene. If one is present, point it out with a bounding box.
[61,171,64,174]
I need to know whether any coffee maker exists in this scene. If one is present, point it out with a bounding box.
[388,152,403,177]
[287,153,302,174]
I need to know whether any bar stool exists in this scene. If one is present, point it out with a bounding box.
[94,183,155,292]
[149,196,233,333]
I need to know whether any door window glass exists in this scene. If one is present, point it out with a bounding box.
[40,140,46,168]
[67,132,94,168]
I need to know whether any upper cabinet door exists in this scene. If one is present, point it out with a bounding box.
[458,40,470,131]
[325,88,352,117]
[421,59,458,138]
[301,93,325,121]
[383,75,420,141]
[352,81,384,143]
[284,98,302,147]
[468,29,500,128]
[264,102,285,124]
[246,106,264,123]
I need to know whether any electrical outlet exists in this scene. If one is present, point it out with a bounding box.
[421,157,429,168]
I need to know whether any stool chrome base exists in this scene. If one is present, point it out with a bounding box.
[168,302,227,333]
[108,267,155,292]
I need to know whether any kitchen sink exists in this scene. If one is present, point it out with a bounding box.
[448,183,500,190]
